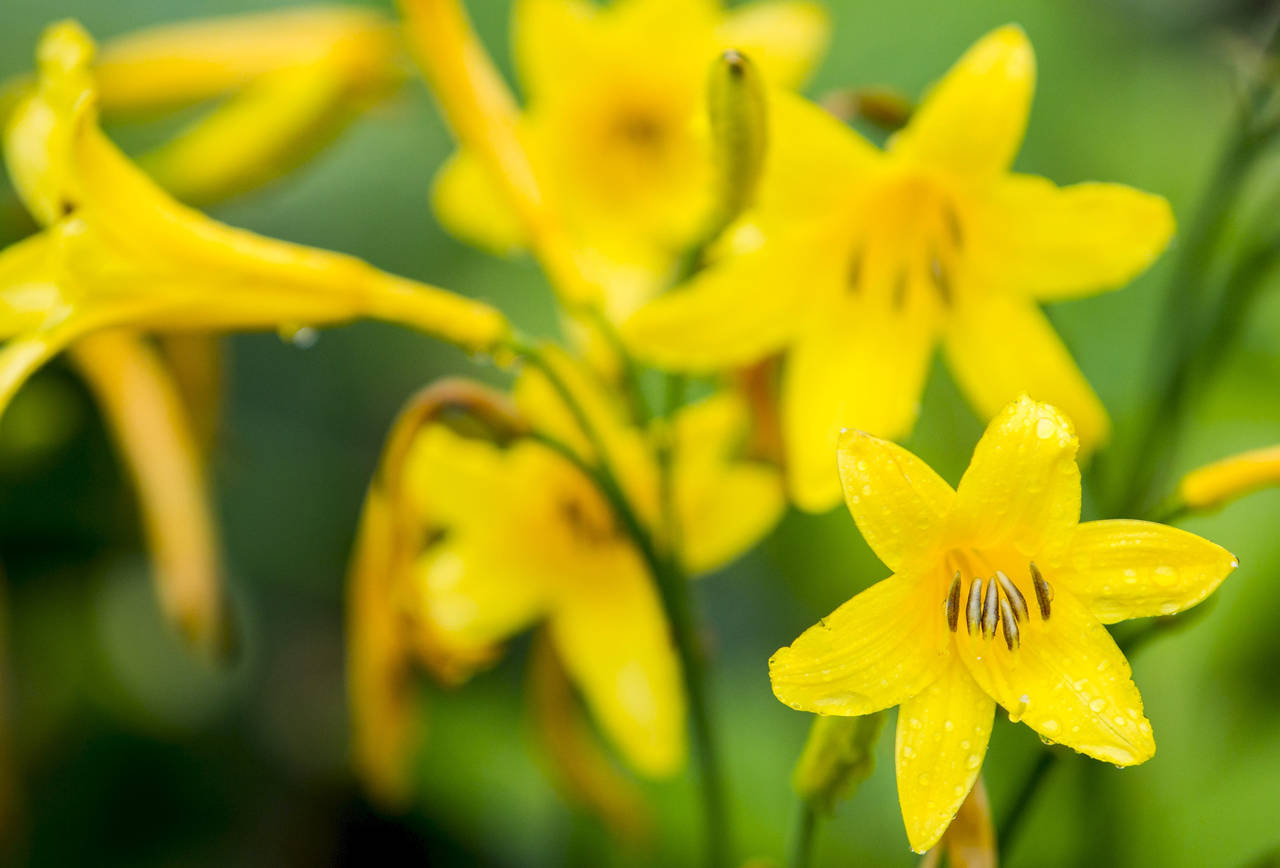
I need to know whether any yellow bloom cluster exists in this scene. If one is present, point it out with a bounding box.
[0,0,1256,861]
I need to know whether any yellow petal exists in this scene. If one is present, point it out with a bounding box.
[890,25,1034,177]
[1049,520,1237,624]
[716,2,830,87]
[973,176,1175,301]
[679,461,784,575]
[956,587,1155,765]
[954,396,1080,557]
[938,777,997,868]
[511,0,597,100]
[784,299,938,512]
[93,6,399,114]
[402,423,513,528]
[346,485,422,807]
[623,234,812,372]
[895,659,994,853]
[430,147,529,256]
[548,549,686,777]
[944,291,1109,453]
[139,62,356,206]
[1178,444,1280,511]
[0,325,79,421]
[70,331,229,659]
[836,429,956,572]
[770,572,947,715]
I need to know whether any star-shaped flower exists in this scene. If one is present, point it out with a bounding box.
[769,396,1236,852]
[626,26,1175,510]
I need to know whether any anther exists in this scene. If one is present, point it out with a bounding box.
[892,269,908,309]
[929,253,952,306]
[1030,562,1053,620]
[999,596,1020,650]
[995,570,1028,623]
[944,572,962,632]
[965,578,983,636]
[943,203,965,248]
[980,576,999,639]
[846,249,863,292]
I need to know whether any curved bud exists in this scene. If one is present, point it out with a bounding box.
[707,49,768,227]
[792,712,886,814]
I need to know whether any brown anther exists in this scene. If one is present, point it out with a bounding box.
[1030,562,1053,620]
[929,254,952,306]
[943,203,965,248]
[965,578,983,636]
[995,570,1028,623]
[892,269,909,309]
[944,572,962,632]
[999,596,1020,650]
[846,248,863,292]
[980,577,999,639]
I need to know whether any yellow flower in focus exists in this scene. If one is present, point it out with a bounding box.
[397,349,784,775]
[626,26,1175,510]
[0,21,508,419]
[431,0,829,319]
[769,397,1236,852]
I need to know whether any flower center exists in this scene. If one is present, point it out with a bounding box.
[846,172,966,310]
[943,562,1054,651]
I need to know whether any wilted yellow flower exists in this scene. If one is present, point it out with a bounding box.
[0,20,508,420]
[627,26,1175,510]
[1177,444,1280,512]
[395,348,784,775]
[769,397,1236,852]
[428,0,829,319]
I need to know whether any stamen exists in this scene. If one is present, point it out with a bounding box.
[892,269,908,309]
[943,203,965,248]
[1030,562,1053,619]
[944,572,961,632]
[980,576,999,639]
[999,596,1019,650]
[995,570,1028,623]
[965,578,983,636]
[846,248,863,292]
[929,254,952,306]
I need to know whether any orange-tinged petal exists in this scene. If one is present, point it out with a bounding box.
[784,299,938,512]
[972,175,1175,301]
[956,588,1154,765]
[770,572,948,715]
[511,0,597,100]
[548,549,686,777]
[837,430,956,572]
[944,293,1108,454]
[890,25,1034,177]
[895,659,994,853]
[1048,520,1237,624]
[716,1,830,87]
[954,396,1080,557]
[430,147,529,256]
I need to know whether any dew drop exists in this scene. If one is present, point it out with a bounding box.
[1089,699,1105,713]
[1036,418,1057,439]
[966,753,982,769]
[1042,719,1060,734]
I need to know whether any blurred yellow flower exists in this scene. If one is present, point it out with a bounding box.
[0,20,508,420]
[769,397,1236,852]
[626,26,1175,510]
[430,0,829,319]
[1177,444,1280,512]
[398,350,783,775]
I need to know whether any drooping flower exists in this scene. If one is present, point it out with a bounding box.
[769,397,1236,852]
[427,0,829,319]
[348,349,784,788]
[626,26,1175,510]
[0,20,509,421]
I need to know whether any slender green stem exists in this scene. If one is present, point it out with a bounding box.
[511,340,729,868]
[789,801,817,868]
[581,306,654,425]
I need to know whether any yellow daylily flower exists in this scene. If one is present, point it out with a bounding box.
[428,0,829,319]
[1177,444,1280,512]
[626,26,1175,510]
[0,20,508,420]
[397,349,784,775]
[769,397,1237,852]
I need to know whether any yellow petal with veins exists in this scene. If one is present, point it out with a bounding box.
[895,658,994,853]
[889,24,1034,177]
[944,292,1108,454]
[548,546,686,777]
[837,429,956,572]
[956,587,1154,765]
[1050,519,1237,624]
[954,396,1080,557]
[770,571,948,715]
[716,1,830,87]
[973,175,1175,301]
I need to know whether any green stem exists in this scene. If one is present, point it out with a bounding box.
[789,801,817,868]
[511,340,729,868]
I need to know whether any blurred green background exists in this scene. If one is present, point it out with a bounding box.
[3,0,1280,865]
